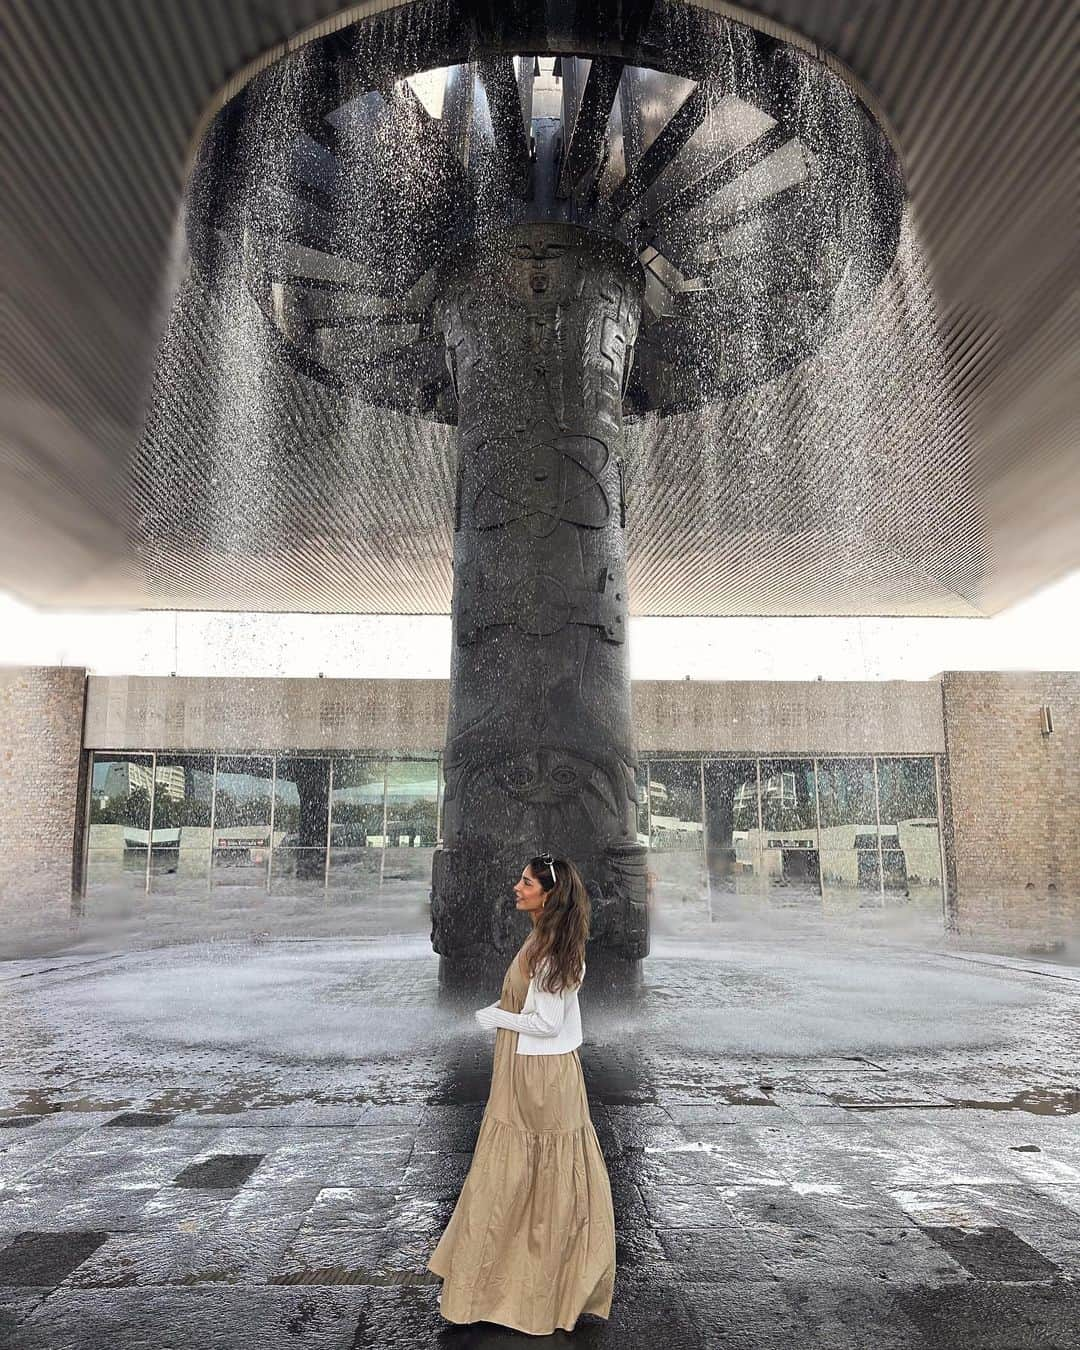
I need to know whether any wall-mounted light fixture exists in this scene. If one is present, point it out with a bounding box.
[1040,705,1054,735]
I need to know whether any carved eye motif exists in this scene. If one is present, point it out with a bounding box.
[550,765,579,790]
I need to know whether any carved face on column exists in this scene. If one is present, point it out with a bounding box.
[440,229,641,414]
[442,659,638,845]
[514,239,567,296]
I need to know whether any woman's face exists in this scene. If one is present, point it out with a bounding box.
[513,865,550,914]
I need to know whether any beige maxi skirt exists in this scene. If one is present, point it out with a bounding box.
[427,941,616,1334]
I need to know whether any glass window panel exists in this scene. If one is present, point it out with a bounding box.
[817,759,875,832]
[328,759,386,892]
[647,759,707,919]
[816,758,878,911]
[760,759,817,838]
[327,839,385,892]
[272,847,328,888]
[760,759,819,907]
[212,756,273,888]
[330,758,386,835]
[150,755,213,893]
[272,757,330,890]
[87,754,152,895]
[820,848,881,913]
[877,757,937,826]
[635,763,650,846]
[761,841,821,907]
[383,759,439,899]
[648,760,704,851]
[384,760,438,845]
[703,760,762,899]
[877,757,943,911]
[273,758,330,847]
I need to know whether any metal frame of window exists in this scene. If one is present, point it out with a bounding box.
[871,756,885,904]
[699,756,711,921]
[77,748,95,910]
[81,751,94,897]
[324,758,335,889]
[755,757,764,893]
[266,755,277,894]
[934,754,948,925]
[207,753,218,892]
[644,750,945,913]
[379,760,389,886]
[144,752,156,896]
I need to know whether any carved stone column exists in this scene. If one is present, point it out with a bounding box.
[430,224,650,990]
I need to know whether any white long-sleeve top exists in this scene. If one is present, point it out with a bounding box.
[475,958,585,1055]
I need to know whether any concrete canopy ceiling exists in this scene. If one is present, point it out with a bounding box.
[1,0,1076,617]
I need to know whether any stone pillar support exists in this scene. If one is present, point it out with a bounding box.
[430,225,649,989]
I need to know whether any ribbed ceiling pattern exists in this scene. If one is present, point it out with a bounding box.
[1,0,1075,615]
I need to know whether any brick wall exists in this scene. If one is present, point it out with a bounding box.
[941,671,1080,948]
[0,665,87,921]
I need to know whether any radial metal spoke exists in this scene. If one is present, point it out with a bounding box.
[557,57,623,197]
[609,80,712,215]
[645,122,792,235]
[478,56,530,193]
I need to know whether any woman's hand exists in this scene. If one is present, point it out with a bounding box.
[474,1004,499,1029]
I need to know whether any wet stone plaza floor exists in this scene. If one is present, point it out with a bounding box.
[0,919,1078,1348]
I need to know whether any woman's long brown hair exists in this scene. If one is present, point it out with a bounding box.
[523,856,590,993]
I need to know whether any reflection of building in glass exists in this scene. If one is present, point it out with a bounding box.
[154,764,186,799]
[81,748,946,917]
[85,753,444,898]
[98,760,185,801]
[646,761,706,920]
[732,779,757,819]
[650,815,704,847]
[762,772,796,810]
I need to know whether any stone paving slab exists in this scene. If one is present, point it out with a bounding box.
[896,1282,1080,1349]
[3,1287,380,1350]
[0,1293,46,1347]
[783,1277,948,1350]
[0,1184,164,1242]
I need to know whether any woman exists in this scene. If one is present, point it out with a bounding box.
[426,854,616,1334]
